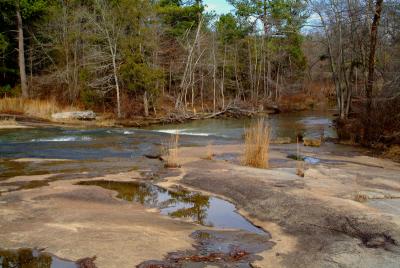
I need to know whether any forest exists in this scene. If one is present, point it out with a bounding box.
[0,0,399,145]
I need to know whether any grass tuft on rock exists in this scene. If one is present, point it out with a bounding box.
[354,193,369,202]
[242,119,271,169]
[163,131,180,168]
[204,142,214,160]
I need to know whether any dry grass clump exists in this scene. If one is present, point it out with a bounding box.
[242,119,271,168]
[296,137,305,177]
[382,145,400,163]
[354,193,369,202]
[303,137,322,147]
[0,97,73,119]
[204,142,214,160]
[162,131,180,168]
[0,117,17,126]
[95,119,116,127]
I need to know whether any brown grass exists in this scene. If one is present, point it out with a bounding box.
[204,142,214,160]
[242,119,271,168]
[95,119,116,127]
[296,137,305,177]
[0,118,17,126]
[382,145,400,163]
[303,137,322,147]
[354,193,368,202]
[0,97,74,119]
[162,131,180,168]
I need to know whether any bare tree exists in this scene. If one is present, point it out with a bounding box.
[89,0,123,118]
[16,1,28,98]
[365,0,384,140]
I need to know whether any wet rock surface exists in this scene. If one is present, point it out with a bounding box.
[0,166,273,268]
[75,180,267,235]
[51,111,96,121]
[0,248,78,268]
[177,153,400,267]
[138,230,274,268]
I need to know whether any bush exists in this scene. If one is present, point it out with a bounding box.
[336,96,400,146]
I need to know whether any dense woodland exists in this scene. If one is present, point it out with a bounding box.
[0,0,399,144]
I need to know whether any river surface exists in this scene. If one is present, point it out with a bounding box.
[146,111,336,140]
[0,111,336,160]
[0,111,340,180]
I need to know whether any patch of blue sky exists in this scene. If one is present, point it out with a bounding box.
[203,0,233,15]
[203,0,322,33]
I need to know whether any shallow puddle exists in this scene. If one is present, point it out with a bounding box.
[0,248,77,268]
[287,154,321,165]
[76,180,271,266]
[138,230,274,268]
[76,180,266,235]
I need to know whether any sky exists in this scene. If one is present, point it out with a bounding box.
[203,0,233,15]
[202,0,320,32]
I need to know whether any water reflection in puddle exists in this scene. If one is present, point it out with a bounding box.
[76,180,266,235]
[287,154,321,165]
[0,248,76,268]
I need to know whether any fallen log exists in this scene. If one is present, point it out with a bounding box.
[117,105,262,127]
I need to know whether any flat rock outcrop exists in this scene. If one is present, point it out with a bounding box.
[52,111,96,121]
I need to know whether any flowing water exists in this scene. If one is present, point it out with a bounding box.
[0,111,339,180]
[146,111,337,140]
[0,111,336,161]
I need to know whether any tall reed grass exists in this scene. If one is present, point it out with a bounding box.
[0,97,72,119]
[242,119,271,168]
[204,141,214,160]
[0,117,17,126]
[163,131,180,168]
[296,137,305,177]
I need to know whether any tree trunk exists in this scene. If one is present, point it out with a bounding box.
[248,40,253,101]
[212,33,217,113]
[221,45,226,109]
[110,47,121,118]
[17,3,28,98]
[263,0,268,35]
[365,0,384,141]
[143,91,149,117]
